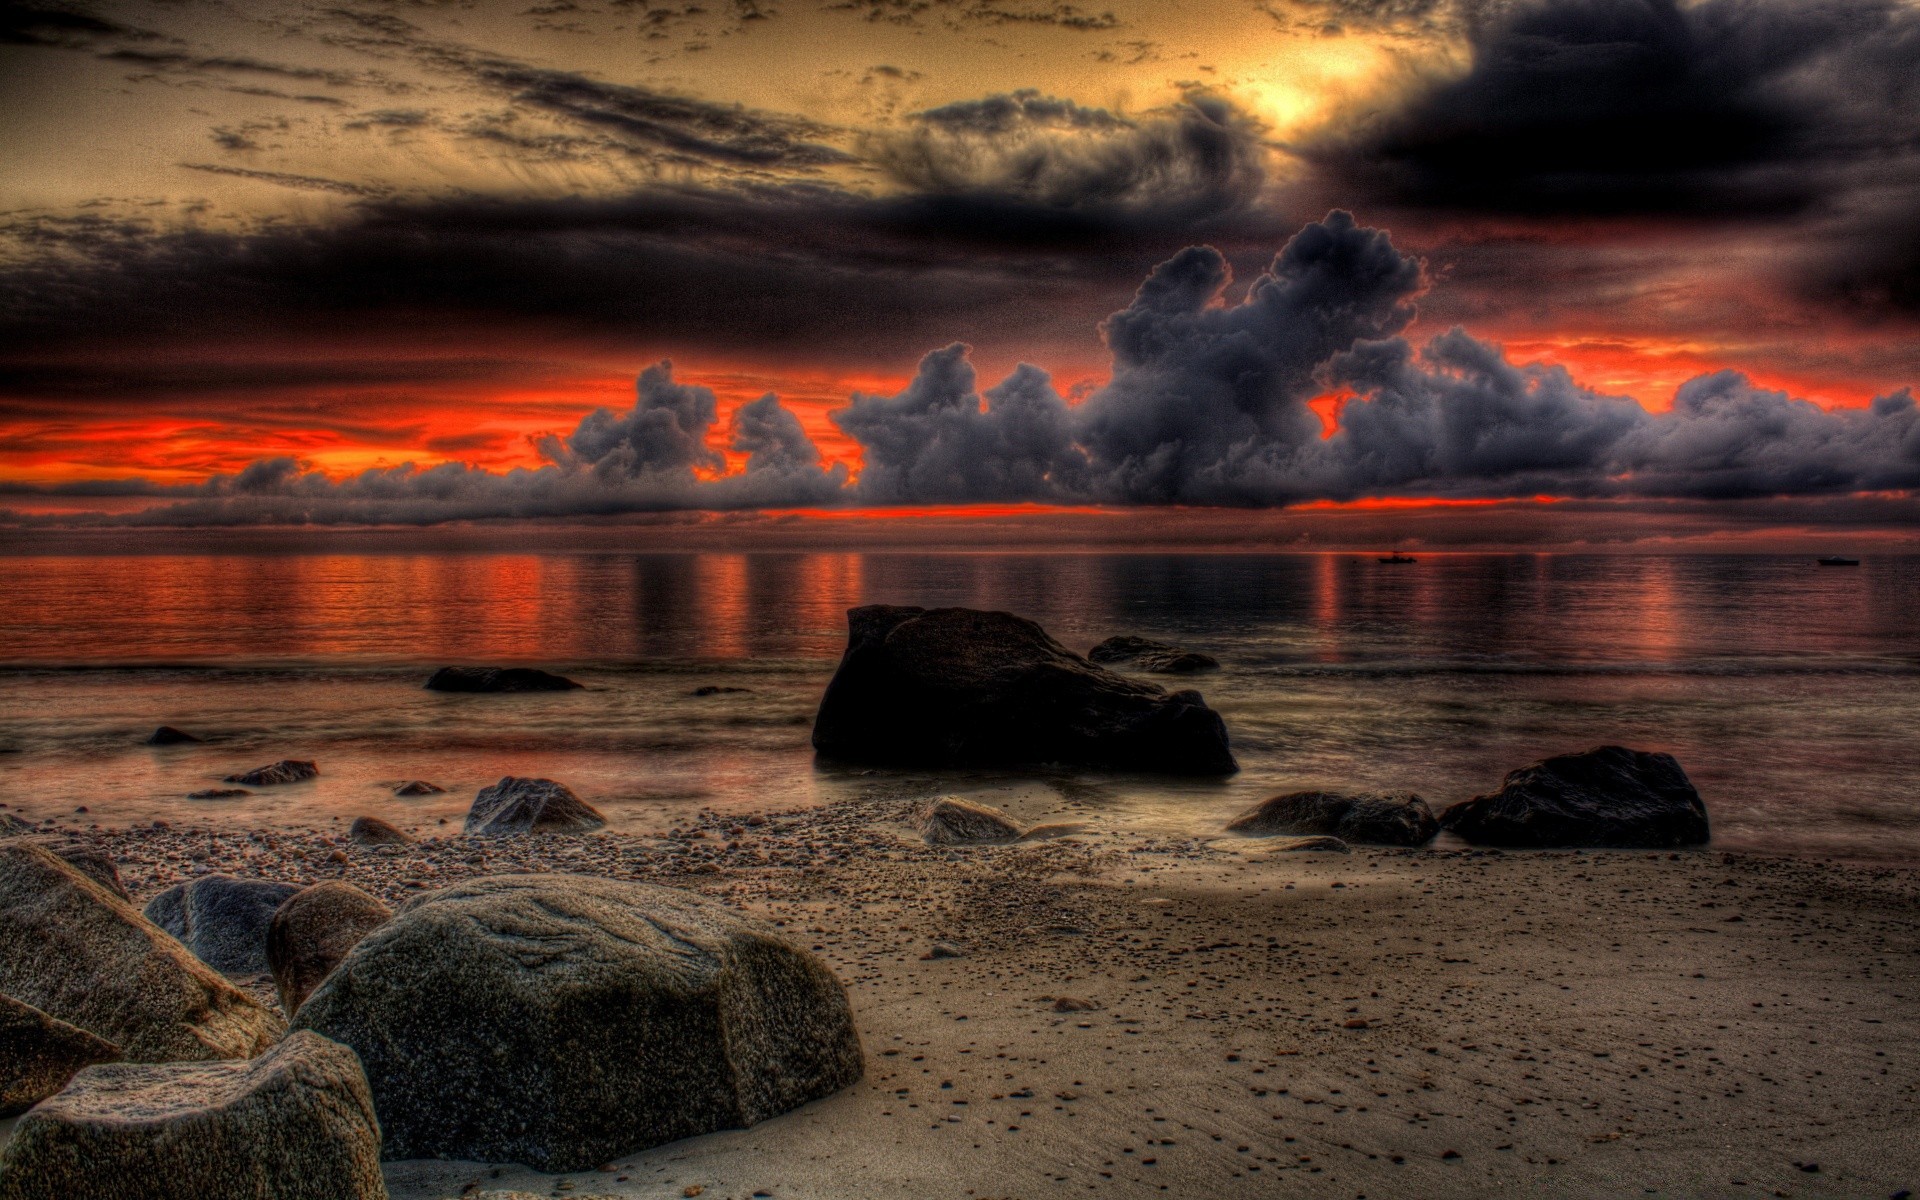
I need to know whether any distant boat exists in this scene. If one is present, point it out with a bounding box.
[1378,552,1417,564]
[1817,555,1861,567]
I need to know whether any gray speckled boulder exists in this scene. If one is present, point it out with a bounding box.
[0,1030,386,1200]
[463,776,606,835]
[223,759,318,786]
[1227,791,1439,847]
[267,882,393,1018]
[144,875,304,977]
[0,843,283,1062]
[1441,745,1710,849]
[919,797,1025,846]
[293,874,863,1170]
[1,992,122,1117]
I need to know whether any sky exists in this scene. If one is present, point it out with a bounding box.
[1,0,1918,543]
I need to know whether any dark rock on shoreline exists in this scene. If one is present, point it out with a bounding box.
[347,817,412,847]
[1228,791,1439,847]
[294,874,864,1171]
[1268,835,1351,853]
[424,666,582,693]
[0,992,122,1118]
[812,606,1237,775]
[0,1030,387,1200]
[692,685,751,696]
[0,843,283,1062]
[1440,745,1711,849]
[464,776,606,836]
[267,882,392,1018]
[223,760,318,787]
[145,726,201,746]
[392,780,443,796]
[144,876,304,977]
[188,788,250,800]
[919,797,1025,846]
[1088,635,1220,674]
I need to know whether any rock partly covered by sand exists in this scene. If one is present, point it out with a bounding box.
[423,667,581,693]
[347,817,412,846]
[1228,791,1439,846]
[144,875,304,977]
[812,606,1237,775]
[0,1030,386,1200]
[0,843,283,1062]
[463,777,606,836]
[391,781,443,796]
[920,797,1026,845]
[223,760,318,787]
[267,882,392,1018]
[1441,745,1711,848]
[294,874,864,1170]
[145,726,201,746]
[0,992,121,1117]
[1087,635,1220,674]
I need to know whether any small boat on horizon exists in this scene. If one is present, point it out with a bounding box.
[1378,552,1417,564]
[1817,555,1861,566]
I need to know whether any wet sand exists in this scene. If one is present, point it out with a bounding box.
[10,799,1920,1199]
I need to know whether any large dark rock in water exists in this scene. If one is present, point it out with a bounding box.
[0,843,283,1062]
[1440,745,1710,849]
[0,1030,386,1200]
[267,882,393,1018]
[0,992,122,1117]
[293,874,863,1170]
[144,876,305,977]
[1227,791,1439,847]
[1087,635,1220,674]
[464,776,606,835]
[223,759,318,786]
[812,606,1237,775]
[424,666,582,693]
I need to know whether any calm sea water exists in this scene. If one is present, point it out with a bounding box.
[1,551,1917,861]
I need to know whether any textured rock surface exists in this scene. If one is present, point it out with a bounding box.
[145,726,201,745]
[1227,791,1439,847]
[143,875,305,977]
[0,992,121,1117]
[464,776,606,836]
[12,839,130,901]
[423,666,581,693]
[1441,745,1711,849]
[348,816,413,846]
[267,882,393,1018]
[919,797,1025,845]
[0,1030,386,1200]
[223,760,318,786]
[1087,635,1221,674]
[0,814,30,835]
[0,843,282,1062]
[294,874,863,1170]
[812,606,1236,775]
[1267,835,1351,853]
[392,780,443,796]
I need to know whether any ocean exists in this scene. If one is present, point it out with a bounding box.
[2,549,1916,861]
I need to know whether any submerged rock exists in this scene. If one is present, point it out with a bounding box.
[424,666,581,693]
[0,843,282,1062]
[1440,745,1710,849]
[812,606,1237,775]
[464,776,606,836]
[267,882,392,1018]
[222,760,318,787]
[391,780,443,796]
[347,816,412,846]
[294,874,863,1170]
[144,876,304,977]
[691,685,751,696]
[0,1030,386,1200]
[145,726,201,746]
[1088,635,1221,674]
[919,797,1025,846]
[0,992,122,1118]
[187,788,250,800]
[1228,791,1439,847]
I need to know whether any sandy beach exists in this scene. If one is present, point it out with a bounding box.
[8,794,1916,1200]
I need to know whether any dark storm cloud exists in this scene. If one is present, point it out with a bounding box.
[0,3,159,47]
[178,163,390,197]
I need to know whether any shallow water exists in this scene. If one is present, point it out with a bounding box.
[2,550,1916,860]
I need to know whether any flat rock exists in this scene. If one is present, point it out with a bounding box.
[0,992,122,1118]
[1268,835,1351,853]
[294,874,863,1171]
[392,780,443,796]
[0,843,282,1062]
[919,797,1025,846]
[424,666,581,693]
[1088,635,1220,674]
[144,875,305,977]
[812,606,1237,775]
[268,882,392,1018]
[222,760,318,787]
[464,776,606,836]
[145,726,201,746]
[1227,791,1439,846]
[0,1030,386,1200]
[348,816,413,846]
[1440,745,1710,849]
[187,788,250,800]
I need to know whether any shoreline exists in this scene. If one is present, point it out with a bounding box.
[7,800,1919,1198]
